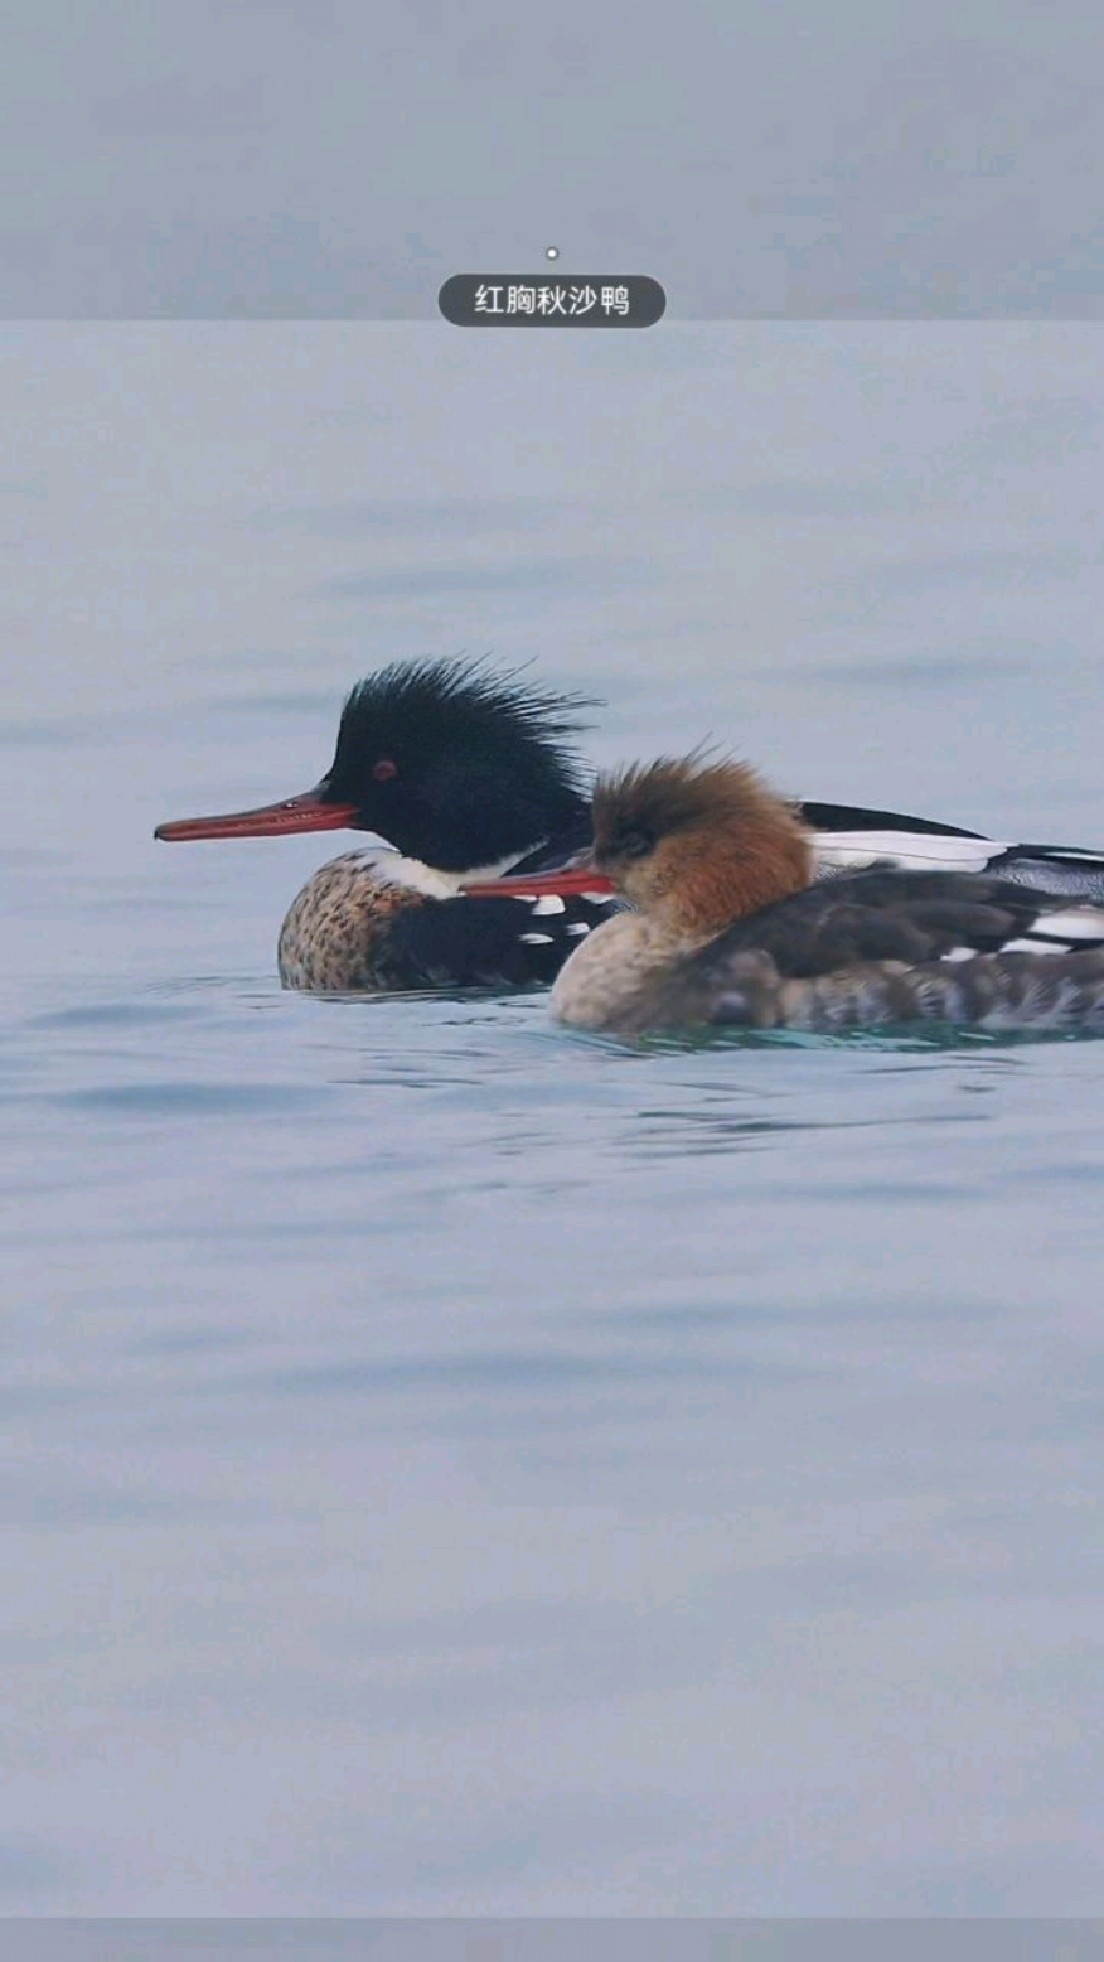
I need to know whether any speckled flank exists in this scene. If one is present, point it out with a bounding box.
[711,950,1104,1035]
[277,852,425,992]
[550,915,1104,1037]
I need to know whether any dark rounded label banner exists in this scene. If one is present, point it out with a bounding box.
[439,275,666,328]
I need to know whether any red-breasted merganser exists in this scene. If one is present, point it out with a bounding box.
[155,656,1104,994]
[466,754,1104,1036]
[155,659,616,990]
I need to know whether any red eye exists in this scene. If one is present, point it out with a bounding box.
[372,758,398,782]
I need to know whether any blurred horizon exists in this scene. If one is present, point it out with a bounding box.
[3,2,1104,317]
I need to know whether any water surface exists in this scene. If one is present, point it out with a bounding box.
[2,324,1103,1913]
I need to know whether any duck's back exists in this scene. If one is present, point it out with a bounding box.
[625,869,1104,1035]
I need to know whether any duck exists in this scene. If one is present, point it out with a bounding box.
[464,752,1104,1036]
[155,658,617,990]
[155,655,1104,994]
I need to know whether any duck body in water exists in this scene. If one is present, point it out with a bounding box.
[155,659,615,990]
[468,754,1104,1037]
[156,655,1104,994]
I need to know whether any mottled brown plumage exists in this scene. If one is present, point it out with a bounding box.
[277,853,429,992]
[491,755,1104,1037]
[705,948,1104,1034]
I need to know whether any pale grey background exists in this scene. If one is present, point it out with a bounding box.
[3,324,1104,1915]
[2,1922,1102,1962]
[2,0,1103,316]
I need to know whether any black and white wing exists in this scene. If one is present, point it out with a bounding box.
[801,801,1104,904]
[373,891,613,989]
[374,820,619,990]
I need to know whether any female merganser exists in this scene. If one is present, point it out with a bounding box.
[155,655,1104,994]
[466,754,1104,1036]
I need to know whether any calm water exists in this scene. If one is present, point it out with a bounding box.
[3,324,1104,1914]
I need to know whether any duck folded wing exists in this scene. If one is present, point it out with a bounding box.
[716,869,1104,975]
[375,892,611,990]
[637,870,1104,1035]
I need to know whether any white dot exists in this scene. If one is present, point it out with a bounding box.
[545,246,559,260]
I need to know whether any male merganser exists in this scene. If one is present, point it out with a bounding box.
[155,658,616,990]
[155,655,1104,994]
[467,754,1104,1036]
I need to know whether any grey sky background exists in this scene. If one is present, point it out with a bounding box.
[2,0,1103,316]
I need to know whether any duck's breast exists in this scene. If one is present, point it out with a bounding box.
[278,850,427,992]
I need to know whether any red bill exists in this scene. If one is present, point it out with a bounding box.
[155,785,357,842]
[462,864,616,900]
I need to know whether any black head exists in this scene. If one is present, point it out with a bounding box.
[318,656,598,869]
